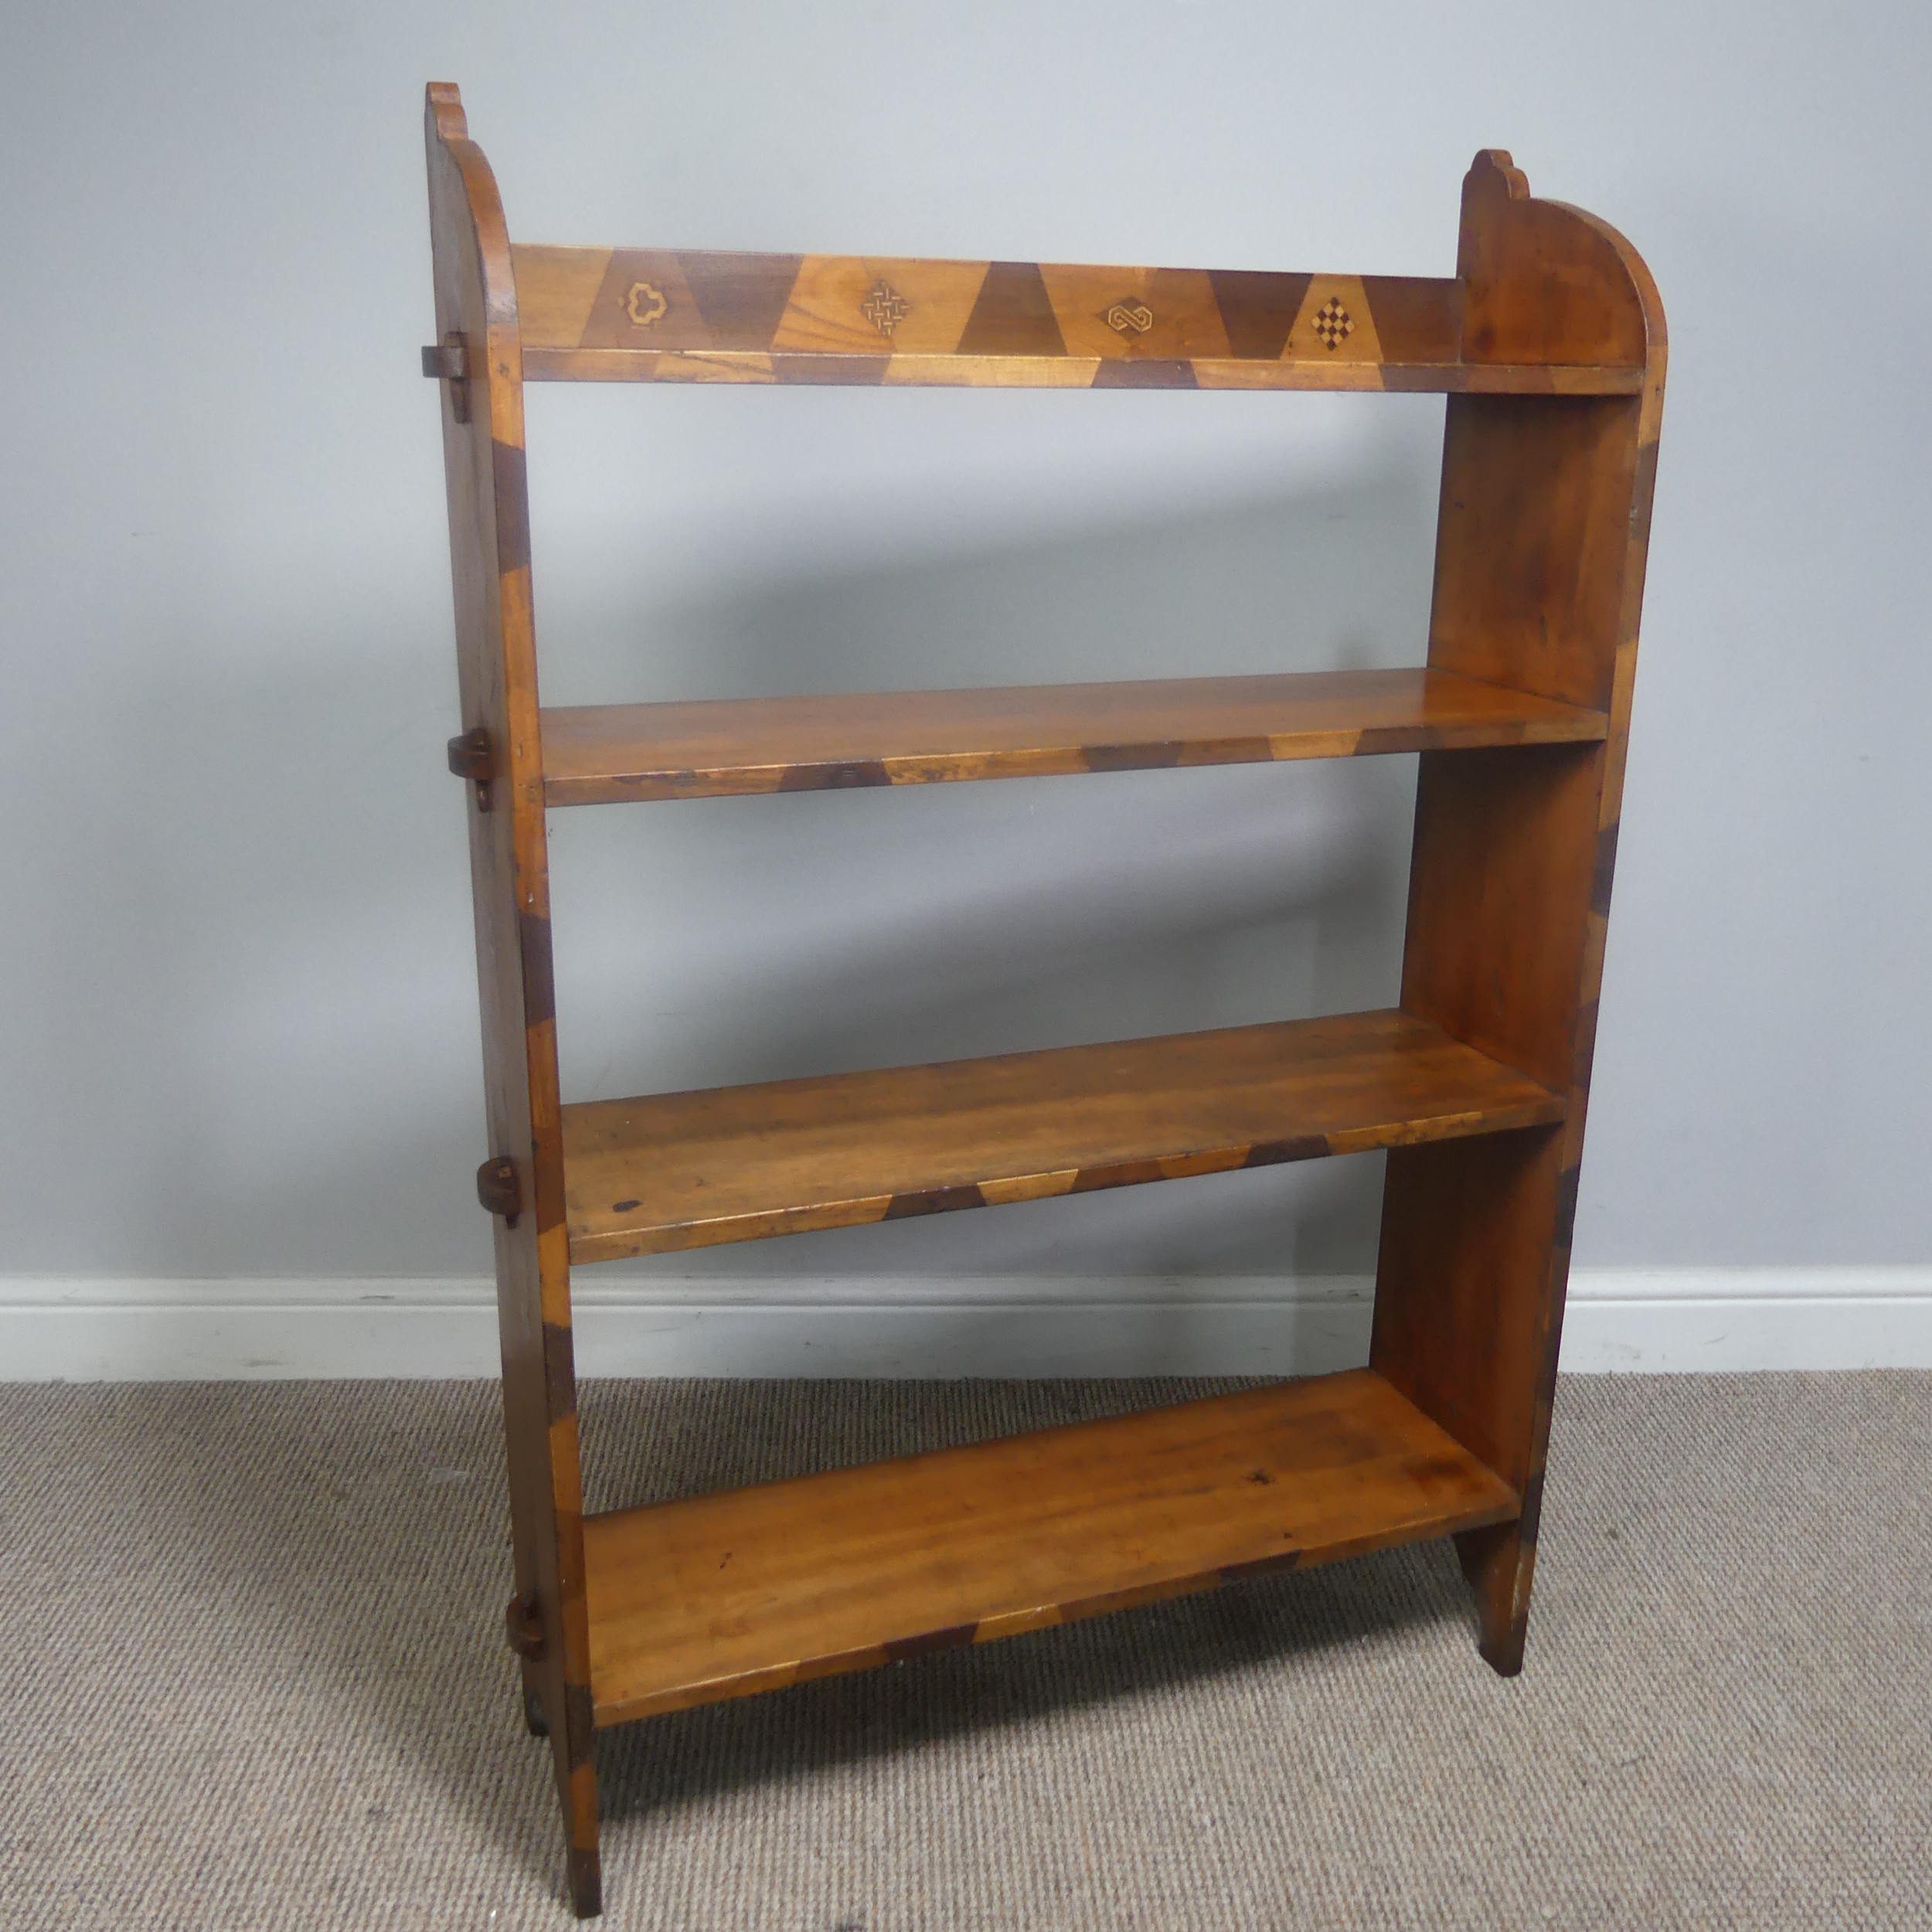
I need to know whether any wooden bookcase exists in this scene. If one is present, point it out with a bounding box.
[421,83,1665,1918]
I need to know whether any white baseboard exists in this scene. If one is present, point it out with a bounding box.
[1559,1267,1932,1372]
[2,1270,1927,1380]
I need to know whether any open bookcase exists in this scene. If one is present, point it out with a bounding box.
[421,83,1665,1917]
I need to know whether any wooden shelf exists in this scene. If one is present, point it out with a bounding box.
[511,245,1643,393]
[561,1009,1563,1264]
[541,668,1608,805]
[583,1367,1519,1724]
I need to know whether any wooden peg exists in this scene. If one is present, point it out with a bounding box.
[447,726,494,811]
[475,1155,522,1226]
[505,1590,546,1662]
[421,334,472,422]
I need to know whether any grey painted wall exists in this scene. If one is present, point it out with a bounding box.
[4,2,1927,1284]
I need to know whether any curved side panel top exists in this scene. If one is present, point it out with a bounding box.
[1458,151,1664,375]
[425,84,526,443]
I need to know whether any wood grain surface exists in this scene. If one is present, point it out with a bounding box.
[423,89,1668,1915]
[583,1368,1519,1724]
[511,245,1642,391]
[1371,149,1668,1679]
[561,1010,1564,1264]
[424,83,602,1915]
[540,668,1609,804]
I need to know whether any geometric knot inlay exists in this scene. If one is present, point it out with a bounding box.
[861,280,910,337]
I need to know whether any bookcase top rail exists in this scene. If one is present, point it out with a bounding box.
[510,245,1645,393]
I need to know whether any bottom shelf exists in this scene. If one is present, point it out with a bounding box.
[583,1368,1516,1725]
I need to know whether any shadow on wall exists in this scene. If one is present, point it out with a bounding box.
[90,444,1440,1282]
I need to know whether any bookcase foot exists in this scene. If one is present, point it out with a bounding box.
[567,1844,603,1920]
[555,1705,604,1918]
[1455,1519,1532,1678]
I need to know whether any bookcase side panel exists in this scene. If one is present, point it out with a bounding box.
[425,85,600,1916]
[1372,155,1665,1674]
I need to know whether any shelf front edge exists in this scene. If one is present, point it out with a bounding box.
[541,668,1610,807]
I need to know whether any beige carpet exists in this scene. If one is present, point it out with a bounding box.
[4,1372,1927,1929]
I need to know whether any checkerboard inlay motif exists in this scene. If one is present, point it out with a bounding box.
[1311,297,1354,350]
